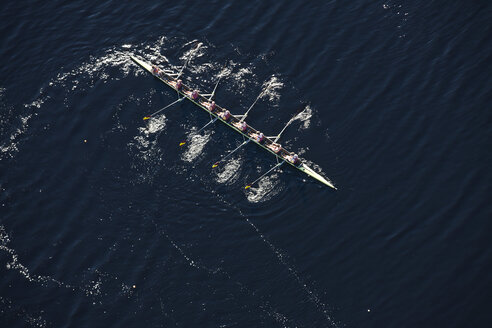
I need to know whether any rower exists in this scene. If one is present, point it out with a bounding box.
[200,100,217,112]
[191,90,199,100]
[250,131,265,143]
[267,142,281,153]
[152,65,159,75]
[176,79,182,90]
[285,153,300,165]
[219,109,231,121]
[233,120,247,132]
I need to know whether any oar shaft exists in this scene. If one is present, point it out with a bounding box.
[239,79,273,123]
[240,95,261,123]
[245,162,284,189]
[179,117,218,146]
[273,116,295,143]
[208,76,221,100]
[195,117,218,134]
[212,139,250,167]
[209,62,228,100]
[222,140,250,160]
[177,43,201,78]
[144,97,184,120]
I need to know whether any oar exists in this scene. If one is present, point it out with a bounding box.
[245,162,284,189]
[239,93,261,123]
[239,80,273,123]
[273,106,306,142]
[202,63,228,101]
[179,117,218,146]
[212,139,251,168]
[176,43,202,79]
[207,75,222,101]
[143,97,184,120]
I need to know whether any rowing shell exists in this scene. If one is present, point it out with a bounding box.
[130,55,336,189]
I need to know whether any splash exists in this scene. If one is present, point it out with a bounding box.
[228,63,256,94]
[214,157,242,184]
[294,104,313,130]
[52,45,137,91]
[245,173,282,203]
[181,132,212,162]
[260,75,284,104]
[178,41,207,75]
[139,114,167,136]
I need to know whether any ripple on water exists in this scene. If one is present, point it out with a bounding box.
[245,173,283,203]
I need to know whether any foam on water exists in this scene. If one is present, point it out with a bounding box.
[226,62,256,94]
[245,174,282,203]
[0,296,47,328]
[0,88,36,160]
[140,114,167,136]
[52,46,137,91]
[0,225,74,290]
[181,132,212,163]
[261,75,284,104]
[128,115,167,184]
[214,158,242,185]
[295,104,313,130]
[0,225,125,312]
[1,34,339,327]
[1,43,158,161]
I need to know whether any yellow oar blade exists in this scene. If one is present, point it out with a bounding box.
[245,185,251,189]
[143,116,150,120]
[212,162,219,168]
[179,141,186,147]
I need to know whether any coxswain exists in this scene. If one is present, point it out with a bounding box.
[267,142,281,153]
[219,109,231,121]
[233,120,247,132]
[176,79,182,90]
[191,90,199,100]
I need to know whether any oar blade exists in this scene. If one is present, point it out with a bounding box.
[244,162,284,189]
[179,141,186,147]
[143,116,151,120]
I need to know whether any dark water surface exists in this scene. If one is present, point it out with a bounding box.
[1,1,491,327]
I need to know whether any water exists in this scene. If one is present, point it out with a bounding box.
[1,1,491,327]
